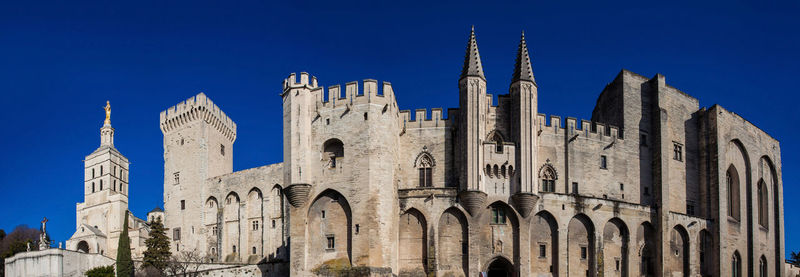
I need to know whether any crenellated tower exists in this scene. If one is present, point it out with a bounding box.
[508,32,539,217]
[281,73,318,191]
[160,93,237,253]
[457,27,490,216]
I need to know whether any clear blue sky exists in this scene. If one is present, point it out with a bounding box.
[1,0,798,252]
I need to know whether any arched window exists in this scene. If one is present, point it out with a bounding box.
[508,166,514,177]
[500,165,506,178]
[493,165,499,177]
[252,246,257,254]
[323,139,344,168]
[727,166,740,220]
[759,255,767,277]
[758,180,768,228]
[490,132,504,153]
[486,164,492,177]
[732,251,741,277]
[417,153,434,187]
[232,245,236,253]
[540,165,557,193]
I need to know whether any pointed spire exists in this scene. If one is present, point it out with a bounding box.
[460,26,486,80]
[511,31,535,84]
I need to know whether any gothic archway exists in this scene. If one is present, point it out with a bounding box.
[486,256,514,277]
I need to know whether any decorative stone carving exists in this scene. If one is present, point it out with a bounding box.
[284,183,312,207]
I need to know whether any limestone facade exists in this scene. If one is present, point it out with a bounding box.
[66,108,152,259]
[159,29,785,277]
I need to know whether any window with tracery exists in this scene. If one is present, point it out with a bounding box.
[417,154,434,187]
[540,165,556,193]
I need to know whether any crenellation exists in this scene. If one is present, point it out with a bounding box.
[159,93,237,142]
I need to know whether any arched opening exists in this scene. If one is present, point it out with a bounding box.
[759,255,768,277]
[484,202,519,271]
[732,251,742,277]
[531,210,558,276]
[568,214,595,277]
[489,131,504,153]
[699,229,713,277]
[246,188,263,264]
[763,156,781,277]
[399,208,427,275]
[668,225,689,277]
[323,138,344,168]
[268,185,285,259]
[438,208,468,277]
[223,192,240,263]
[77,240,89,253]
[205,196,220,260]
[637,222,656,277]
[728,140,752,273]
[487,256,514,277]
[307,189,352,269]
[757,179,768,228]
[727,165,741,221]
[603,218,629,277]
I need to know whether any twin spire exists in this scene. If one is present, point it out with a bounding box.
[460,26,485,80]
[460,27,535,85]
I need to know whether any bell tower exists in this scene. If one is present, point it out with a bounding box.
[70,101,131,257]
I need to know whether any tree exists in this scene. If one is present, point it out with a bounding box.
[85,265,115,277]
[0,225,41,277]
[116,211,134,277]
[166,250,206,277]
[142,217,171,274]
[789,251,800,266]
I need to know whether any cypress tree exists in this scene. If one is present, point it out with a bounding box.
[142,217,171,273]
[116,211,134,277]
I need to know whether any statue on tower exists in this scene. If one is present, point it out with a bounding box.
[38,217,49,250]
[104,101,111,125]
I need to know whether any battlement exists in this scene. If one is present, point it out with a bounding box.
[399,108,449,129]
[536,113,623,140]
[282,72,319,91]
[282,73,403,113]
[159,92,237,142]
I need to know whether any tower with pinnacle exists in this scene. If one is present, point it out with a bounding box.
[67,101,132,257]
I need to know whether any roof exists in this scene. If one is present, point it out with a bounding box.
[148,206,163,213]
[460,26,485,80]
[511,32,535,84]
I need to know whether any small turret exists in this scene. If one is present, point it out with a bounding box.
[509,31,540,216]
[457,26,489,216]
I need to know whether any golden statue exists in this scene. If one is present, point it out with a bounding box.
[104,101,111,125]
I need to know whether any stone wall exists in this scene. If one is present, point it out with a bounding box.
[4,248,114,277]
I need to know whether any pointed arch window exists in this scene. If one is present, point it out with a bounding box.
[490,132,504,153]
[727,166,741,221]
[758,180,768,228]
[539,164,557,193]
[732,252,741,277]
[416,152,435,187]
